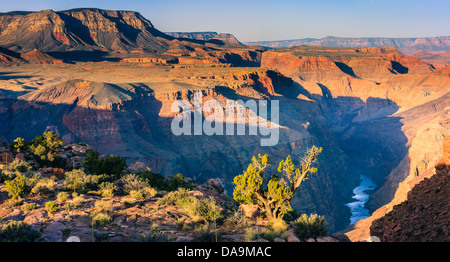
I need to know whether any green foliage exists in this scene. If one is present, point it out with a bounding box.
[167,173,185,190]
[158,189,222,224]
[4,173,39,201]
[291,213,329,240]
[9,137,28,153]
[91,213,112,227]
[82,151,127,178]
[98,182,117,197]
[7,159,32,173]
[197,196,223,224]
[64,169,98,193]
[21,202,37,213]
[94,200,113,213]
[121,174,149,194]
[138,231,172,242]
[29,131,63,165]
[157,188,191,206]
[57,192,70,203]
[0,221,42,242]
[233,146,322,220]
[45,201,58,215]
[139,171,194,191]
[5,175,26,201]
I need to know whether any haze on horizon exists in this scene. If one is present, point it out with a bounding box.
[0,0,449,42]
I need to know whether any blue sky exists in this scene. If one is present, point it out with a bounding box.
[1,0,449,42]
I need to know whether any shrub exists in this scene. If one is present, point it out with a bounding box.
[45,201,58,215]
[57,192,70,203]
[9,137,28,153]
[291,213,329,240]
[197,196,222,224]
[8,159,32,173]
[94,200,113,213]
[91,213,112,227]
[31,177,56,197]
[138,231,172,242]
[4,173,39,200]
[121,174,149,194]
[21,202,37,213]
[72,193,85,206]
[83,151,127,178]
[129,187,157,200]
[159,189,222,224]
[0,221,41,242]
[224,209,251,229]
[98,182,117,197]
[158,188,190,206]
[29,131,63,165]
[5,175,27,201]
[64,169,98,193]
[120,197,136,207]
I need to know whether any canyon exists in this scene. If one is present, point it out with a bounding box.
[1,8,449,239]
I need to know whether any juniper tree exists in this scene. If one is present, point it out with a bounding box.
[233,146,322,221]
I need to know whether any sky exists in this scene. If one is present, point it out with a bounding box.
[1,0,449,42]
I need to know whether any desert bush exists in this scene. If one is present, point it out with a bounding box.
[98,182,117,197]
[138,231,172,242]
[0,221,41,242]
[94,200,113,213]
[29,131,63,165]
[291,213,329,240]
[121,174,149,194]
[72,193,85,206]
[139,171,194,191]
[5,175,27,201]
[45,201,58,215]
[31,177,56,197]
[64,169,98,193]
[57,192,70,203]
[224,209,251,229]
[83,151,127,178]
[91,213,112,227]
[243,226,288,242]
[197,197,222,224]
[157,188,191,206]
[120,197,136,207]
[129,187,157,200]
[9,137,28,153]
[7,159,32,173]
[5,173,42,201]
[21,202,37,213]
[159,189,222,224]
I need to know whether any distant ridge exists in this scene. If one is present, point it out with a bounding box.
[165,31,243,45]
[245,36,450,53]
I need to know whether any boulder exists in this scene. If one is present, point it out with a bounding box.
[316,236,339,242]
[125,162,148,174]
[42,222,66,242]
[287,228,301,242]
[239,204,259,218]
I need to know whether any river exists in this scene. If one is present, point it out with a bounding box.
[345,174,377,225]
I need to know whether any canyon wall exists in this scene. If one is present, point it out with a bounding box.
[0,69,356,231]
[260,46,450,237]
